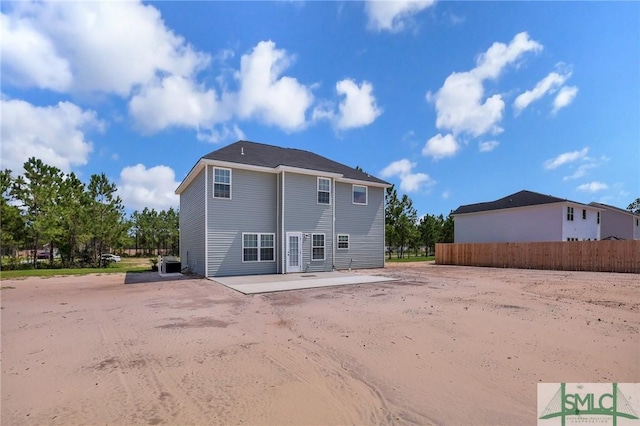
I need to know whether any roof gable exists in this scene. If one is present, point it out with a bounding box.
[452,190,574,215]
[202,140,389,185]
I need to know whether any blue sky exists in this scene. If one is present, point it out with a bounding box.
[2,1,638,217]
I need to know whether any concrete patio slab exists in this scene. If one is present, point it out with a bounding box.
[210,271,397,294]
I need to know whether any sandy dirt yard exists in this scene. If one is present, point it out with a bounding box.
[1,263,638,425]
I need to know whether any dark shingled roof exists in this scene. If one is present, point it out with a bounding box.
[589,202,640,217]
[202,140,389,185]
[452,190,568,215]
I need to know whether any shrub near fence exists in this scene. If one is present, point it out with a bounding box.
[436,240,640,273]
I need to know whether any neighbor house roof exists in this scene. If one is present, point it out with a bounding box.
[202,140,389,185]
[589,202,640,217]
[452,190,598,215]
[176,140,390,194]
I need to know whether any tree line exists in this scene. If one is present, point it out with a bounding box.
[1,158,179,269]
[385,185,454,259]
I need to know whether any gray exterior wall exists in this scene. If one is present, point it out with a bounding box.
[334,183,385,270]
[179,168,206,276]
[207,166,278,277]
[600,208,637,240]
[283,172,334,273]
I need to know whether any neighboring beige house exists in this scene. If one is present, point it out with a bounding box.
[452,190,603,243]
[589,202,640,240]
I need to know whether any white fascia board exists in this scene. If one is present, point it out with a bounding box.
[336,177,391,188]
[175,160,205,195]
[202,159,276,174]
[275,165,342,178]
[176,159,277,194]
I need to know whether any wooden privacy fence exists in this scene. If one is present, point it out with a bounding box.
[436,240,640,273]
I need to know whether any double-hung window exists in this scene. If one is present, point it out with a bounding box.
[214,168,231,199]
[243,233,275,262]
[567,206,574,221]
[312,234,325,260]
[353,185,367,205]
[582,209,587,220]
[337,234,349,250]
[317,178,331,205]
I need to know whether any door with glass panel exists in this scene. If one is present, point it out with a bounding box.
[285,232,302,273]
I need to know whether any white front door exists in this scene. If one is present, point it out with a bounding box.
[286,232,303,273]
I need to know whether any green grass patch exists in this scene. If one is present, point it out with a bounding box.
[386,255,435,263]
[0,263,150,280]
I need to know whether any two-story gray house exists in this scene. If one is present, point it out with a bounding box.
[176,140,390,277]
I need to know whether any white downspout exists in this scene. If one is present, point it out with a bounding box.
[332,178,336,271]
[281,171,286,274]
[204,165,208,278]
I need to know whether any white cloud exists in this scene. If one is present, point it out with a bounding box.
[0,13,72,91]
[544,147,589,170]
[552,86,578,113]
[380,159,435,192]
[118,164,180,211]
[442,190,451,199]
[428,32,542,138]
[129,75,225,133]
[513,70,570,112]
[0,98,102,173]
[364,0,435,33]
[422,133,459,160]
[313,79,382,130]
[1,1,208,96]
[479,140,500,153]
[577,181,609,193]
[196,124,246,144]
[235,40,314,132]
[563,163,596,181]
[335,79,382,130]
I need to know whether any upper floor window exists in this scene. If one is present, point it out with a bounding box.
[214,168,231,199]
[317,177,331,205]
[582,209,587,220]
[597,212,601,224]
[567,206,574,221]
[353,185,368,205]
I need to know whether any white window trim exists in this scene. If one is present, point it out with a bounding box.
[213,167,232,200]
[567,206,574,221]
[242,232,276,263]
[312,233,326,261]
[352,185,368,205]
[317,177,331,205]
[337,234,349,250]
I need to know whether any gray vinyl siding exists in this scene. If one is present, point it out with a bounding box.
[283,173,333,273]
[207,166,278,277]
[335,183,385,270]
[179,169,206,276]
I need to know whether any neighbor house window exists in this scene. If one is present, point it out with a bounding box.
[214,168,231,199]
[582,209,587,220]
[317,177,331,204]
[312,234,325,260]
[567,206,574,221]
[597,212,601,224]
[353,185,368,205]
[243,233,275,262]
[337,234,349,249]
